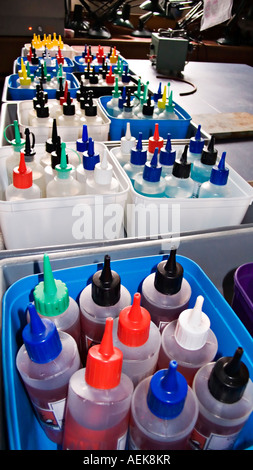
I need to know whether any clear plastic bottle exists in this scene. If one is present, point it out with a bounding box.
[85,150,120,195]
[114,122,136,166]
[141,249,192,332]
[158,295,218,386]
[159,133,176,176]
[29,97,54,128]
[82,95,103,125]
[159,91,178,120]
[165,145,194,198]
[113,292,161,388]
[63,317,133,450]
[79,254,132,361]
[76,137,100,185]
[44,136,76,185]
[4,120,25,184]
[134,148,165,197]
[46,142,84,198]
[199,151,230,198]
[136,95,155,120]
[147,123,164,159]
[56,91,80,128]
[128,360,199,450]
[190,347,253,450]
[16,303,81,445]
[106,77,122,116]
[5,152,41,201]
[191,136,218,198]
[23,128,46,197]
[40,118,59,168]
[33,253,81,349]
[117,92,135,120]
[123,132,147,183]
[187,125,205,163]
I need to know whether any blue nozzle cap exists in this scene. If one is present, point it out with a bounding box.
[159,133,176,166]
[210,151,229,186]
[189,125,205,154]
[153,82,162,103]
[83,137,100,170]
[147,360,188,419]
[143,148,162,182]
[130,132,147,165]
[118,86,127,109]
[76,124,89,152]
[23,303,62,364]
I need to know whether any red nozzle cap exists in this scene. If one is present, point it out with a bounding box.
[148,123,164,153]
[60,81,70,105]
[13,152,33,188]
[85,317,123,389]
[117,293,151,347]
[106,66,115,85]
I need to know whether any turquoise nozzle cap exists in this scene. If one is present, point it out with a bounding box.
[33,253,69,316]
[147,360,188,419]
[4,120,25,151]
[23,303,62,363]
[165,91,175,114]
[55,142,73,179]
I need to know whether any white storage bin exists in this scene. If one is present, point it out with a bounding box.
[110,146,253,238]
[0,142,130,250]
[17,99,111,143]
[22,44,75,59]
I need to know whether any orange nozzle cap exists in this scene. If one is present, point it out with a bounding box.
[117,293,151,347]
[85,317,123,389]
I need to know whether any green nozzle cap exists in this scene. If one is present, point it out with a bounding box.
[4,120,25,151]
[55,142,72,179]
[33,253,69,316]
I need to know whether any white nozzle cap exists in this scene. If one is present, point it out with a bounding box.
[121,122,136,155]
[94,150,113,185]
[174,295,210,350]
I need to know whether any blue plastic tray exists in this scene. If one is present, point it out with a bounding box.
[6,73,80,101]
[99,96,191,140]
[16,56,75,74]
[2,254,253,450]
[73,55,128,73]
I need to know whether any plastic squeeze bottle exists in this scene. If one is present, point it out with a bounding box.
[106,77,122,116]
[158,295,218,386]
[4,120,25,184]
[191,136,218,198]
[114,122,136,166]
[16,303,81,445]
[133,148,165,197]
[30,98,54,128]
[141,249,192,332]
[159,133,176,176]
[123,132,147,183]
[33,253,81,349]
[190,347,253,450]
[85,150,120,195]
[187,124,205,163]
[76,137,100,184]
[46,143,84,198]
[79,254,131,361]
[23,128,46,197]
[63,317,134,450]
[113,293,161,388]
[57,91,80,128]
[199,151,230,198]
[128,360,199,450]
[44,136,76,185]
[5,152,41,201]
[165,145,194,198]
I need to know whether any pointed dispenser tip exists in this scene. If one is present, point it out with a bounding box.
[92,255,121,307]
[154,249,184,295]
[85,317,123,389]
[175,295,211,350]
[117,292,151,347]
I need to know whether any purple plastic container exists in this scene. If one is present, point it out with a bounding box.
[232,263,253,336]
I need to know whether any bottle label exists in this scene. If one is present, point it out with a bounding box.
[31,398,66,431]
[189,427,240,450]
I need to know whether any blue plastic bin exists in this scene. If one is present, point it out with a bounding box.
[6,73,80,101]
[99,95,191,140]
[2,254,253,450]
[15,56,75,74]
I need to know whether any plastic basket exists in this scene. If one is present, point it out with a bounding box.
[232,263,253,336]
[2,253,253,450]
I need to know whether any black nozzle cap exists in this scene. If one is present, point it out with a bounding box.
[92,255,121,306]
[46,119,58,153]
[35,99,49,118]
[154,249,183,295]
[201,136,218,166]
[142,95,154,116]
[24,128,36,162]
[84,96,97,116]
[208,347,249,404]
[56,77,64,100]
[172,145,191,179]
[63,92,75,116]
